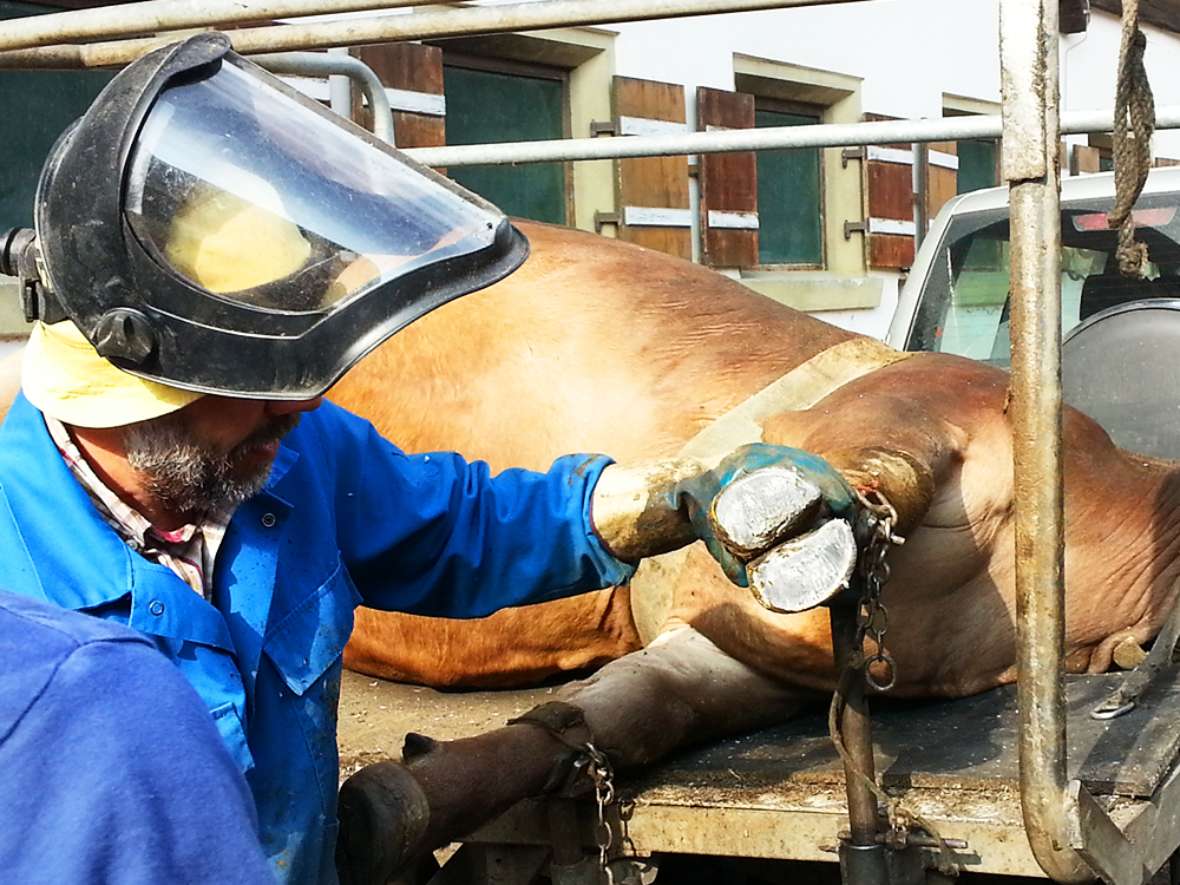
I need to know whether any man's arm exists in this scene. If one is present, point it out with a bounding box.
[0,637,274,885]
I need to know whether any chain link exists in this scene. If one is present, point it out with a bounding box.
[853,489,905,692]
[583,741,617,885]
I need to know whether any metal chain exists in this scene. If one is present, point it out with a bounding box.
[583,741,617,885]
[853,488,905,691]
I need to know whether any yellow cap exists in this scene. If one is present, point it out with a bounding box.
[22,185,315,427]
[165,188,312,295]
[21,321,203,428]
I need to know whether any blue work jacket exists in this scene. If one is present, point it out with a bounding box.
[0,393,635,884]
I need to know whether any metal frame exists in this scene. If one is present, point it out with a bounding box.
[0,0,870,69]
[252,50,394,143]
[2,0,1178,880]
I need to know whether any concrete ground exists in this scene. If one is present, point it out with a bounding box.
[337,669,557,778]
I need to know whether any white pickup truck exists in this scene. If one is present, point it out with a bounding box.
[884,166,1180,459]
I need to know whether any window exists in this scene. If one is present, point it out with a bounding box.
[754,100,823,266]
[0,2,113,230]
[442,55,569,225]
[956,139,999,194]
[907,192,1180,365]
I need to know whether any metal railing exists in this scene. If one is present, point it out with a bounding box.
[0,0,1175,881]
[0,0,867,69]
[399,105,1180,167]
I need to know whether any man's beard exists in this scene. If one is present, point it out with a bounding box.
[123,412,300,517]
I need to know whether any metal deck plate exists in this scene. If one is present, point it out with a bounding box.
[625,668,1180,802]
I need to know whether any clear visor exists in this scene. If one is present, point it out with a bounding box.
[124,58,501,313]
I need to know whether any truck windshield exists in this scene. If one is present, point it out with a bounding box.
[905,191,1180,366]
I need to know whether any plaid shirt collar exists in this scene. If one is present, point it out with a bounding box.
[44,415,233,598]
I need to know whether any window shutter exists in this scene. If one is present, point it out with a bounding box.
[864,161,914,267]
[350,43,446,149]
[926,140,958,222]
[612,76,692,260]
[697,87,758,268]
[1071,144,1102,175]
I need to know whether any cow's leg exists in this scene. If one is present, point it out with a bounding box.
[337,627,807,882]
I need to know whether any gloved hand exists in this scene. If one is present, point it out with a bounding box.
[672,442,859,588]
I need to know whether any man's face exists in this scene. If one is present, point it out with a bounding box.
[122,396,322,517]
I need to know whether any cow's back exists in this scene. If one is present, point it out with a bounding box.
[334,220,857,686]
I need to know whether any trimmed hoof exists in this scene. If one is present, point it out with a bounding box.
[748,518,857,614]
[337,761,431,885]
[709,466,823,557]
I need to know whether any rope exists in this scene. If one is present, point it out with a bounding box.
[827,668,958,877]
[1109,0,1156,278]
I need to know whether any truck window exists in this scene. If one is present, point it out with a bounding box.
[906,194,1180,367]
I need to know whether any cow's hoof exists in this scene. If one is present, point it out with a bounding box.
[337,761,431,885]
[747,518,857,613]
[710,466,822,557]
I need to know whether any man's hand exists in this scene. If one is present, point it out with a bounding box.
[672,443,858,587]
[591,444,862,610]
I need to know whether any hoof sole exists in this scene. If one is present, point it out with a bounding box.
[710,466,823,557]
[748,518,857,614]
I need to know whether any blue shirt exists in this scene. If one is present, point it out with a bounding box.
[0,591,274,884]
[0,393,634,884]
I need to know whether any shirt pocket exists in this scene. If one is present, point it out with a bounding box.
[209,700,255,774]
[264,557,361,696]
[262,557,361,809]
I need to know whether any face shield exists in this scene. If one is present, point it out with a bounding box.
[19,33,528,399]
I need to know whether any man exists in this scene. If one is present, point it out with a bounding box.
[0,34,860,884]
[0,591,274,884]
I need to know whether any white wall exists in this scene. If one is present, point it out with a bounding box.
[602,1,1180,155]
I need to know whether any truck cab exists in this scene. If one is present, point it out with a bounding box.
[886,166,1180,458]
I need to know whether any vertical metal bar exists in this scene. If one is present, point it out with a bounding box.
[913,142,930,251]
[252,51,394,144]
[1000,1,1091,881]
[830,605,889,885]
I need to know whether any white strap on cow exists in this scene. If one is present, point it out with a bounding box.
[628,336,912,644]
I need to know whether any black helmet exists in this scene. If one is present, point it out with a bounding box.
[12,32,527,399]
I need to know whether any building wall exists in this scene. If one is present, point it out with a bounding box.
[3,1,1180,345]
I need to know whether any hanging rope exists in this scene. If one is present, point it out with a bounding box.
[1109,0,1156,278]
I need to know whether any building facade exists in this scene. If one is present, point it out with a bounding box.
[3,0,1180,349]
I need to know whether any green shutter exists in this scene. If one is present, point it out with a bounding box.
[0,3,114,230]
[443,64,566,224]
[956,139,999,194]
[754,109,822,265]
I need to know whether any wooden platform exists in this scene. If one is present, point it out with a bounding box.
[337,667,1180,878]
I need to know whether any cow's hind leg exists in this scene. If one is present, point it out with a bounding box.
[337,627,807,883]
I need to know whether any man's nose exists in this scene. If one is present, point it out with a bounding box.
[265,397,323,417]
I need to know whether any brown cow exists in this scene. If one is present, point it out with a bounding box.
[4,222,1177,870]
[324,221,1180,869]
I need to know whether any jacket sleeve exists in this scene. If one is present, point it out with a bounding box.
[320,404,637,618]
[0,638,275,885]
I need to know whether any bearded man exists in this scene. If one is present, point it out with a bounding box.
[0,34,861,884]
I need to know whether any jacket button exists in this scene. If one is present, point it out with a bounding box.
[148,600,165,616]
[261,512,277,528]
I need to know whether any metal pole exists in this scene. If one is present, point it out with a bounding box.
[253,50,394,143]
[400,106,1180,168]
[0,0,436,52]
[1000,1,1091,881]
[0,0,870,69]
[830,606,889,885]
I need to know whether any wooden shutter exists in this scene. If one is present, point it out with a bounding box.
[350,43,446,149]
[697,87,758,268]
[925,141,958,222]
[1071,145,1102,175]
[861,114,915,270]
[613,76,691,260]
